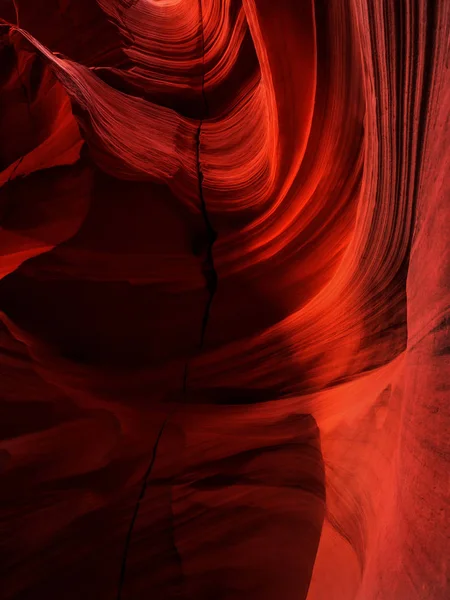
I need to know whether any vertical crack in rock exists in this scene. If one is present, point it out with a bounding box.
[196,0,218,351]
[117,415,170,600]
[116,3,215,596]
[182,0,217,392]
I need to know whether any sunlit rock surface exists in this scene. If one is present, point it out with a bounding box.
[0,1,448,598]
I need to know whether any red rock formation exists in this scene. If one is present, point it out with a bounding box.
[0,1,448,598]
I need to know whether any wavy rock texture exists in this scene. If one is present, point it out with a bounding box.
[0,1,449,599]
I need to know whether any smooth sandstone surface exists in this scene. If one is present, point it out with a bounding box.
[0,1,448,598]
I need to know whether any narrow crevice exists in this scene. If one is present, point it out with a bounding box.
[116,415,170,600]
[182,0,217,392]
[196,0,218,351]
[116,3,215,597]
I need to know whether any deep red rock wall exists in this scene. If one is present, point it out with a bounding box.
[0,1,448,598]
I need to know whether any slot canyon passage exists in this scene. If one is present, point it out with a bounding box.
[0,0,449,598]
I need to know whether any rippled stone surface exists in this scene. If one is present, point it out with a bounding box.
[0,1,449,598]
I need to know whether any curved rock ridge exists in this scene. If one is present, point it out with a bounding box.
[0,1,448,599]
